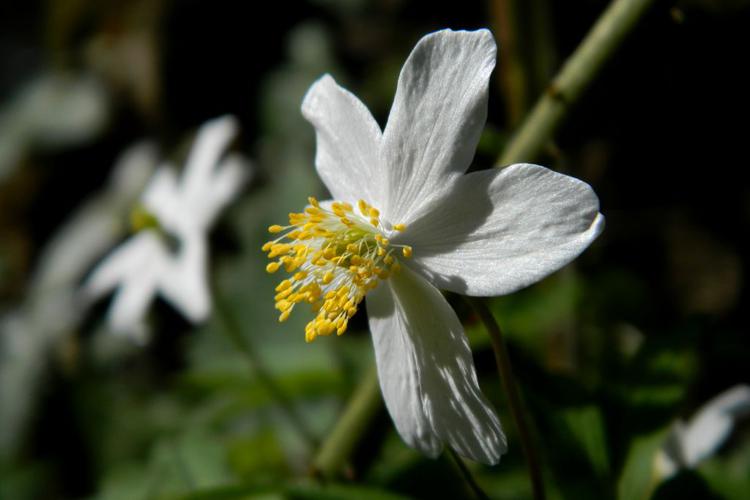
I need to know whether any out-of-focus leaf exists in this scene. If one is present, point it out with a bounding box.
[285,483,410,500]
[561,405,611,479]
[226,430,287,479]
[697,435,750,500]
[617,427,669,500]
[170,481,409,500]
[466,270,581,354]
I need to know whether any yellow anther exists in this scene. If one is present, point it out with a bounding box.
[393,223,407,232]
[358,199,368,214]
[266,197,407,341]
[266,262,281,273]
[276,299,291,311]
[268,225,285,233]
[275,279,292,292]
[402,246,413,258]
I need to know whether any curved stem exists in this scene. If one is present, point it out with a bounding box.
[468,297,545,500]
[212,286,318,450]
[311,364,381,478]
[498,0,656,165]
[448,448,492,500]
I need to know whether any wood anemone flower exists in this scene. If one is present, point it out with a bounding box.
[264,29,604,464]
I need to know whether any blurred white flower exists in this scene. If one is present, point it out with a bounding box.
[0,139,157,458]
[655,384,750,480]
[264,29,603,464]
[84,115,249,341]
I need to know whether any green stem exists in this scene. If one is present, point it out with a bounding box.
[468,298,545,500]
[311,364,381,478]
[212,286,318,450]
[498,0,656,165]
[448,448,491,500]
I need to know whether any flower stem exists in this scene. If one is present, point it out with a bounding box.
[468,297,545,500]
[498,0,656,165]
[311,364,381,478]
[447,448,491,500]
[212,286,318,450]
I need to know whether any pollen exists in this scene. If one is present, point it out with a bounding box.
[263,198,412,342]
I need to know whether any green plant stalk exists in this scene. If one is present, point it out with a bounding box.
[311,364,381,478]
[498,0,656,165]
[468,297,545,500]
[448,448,491,500]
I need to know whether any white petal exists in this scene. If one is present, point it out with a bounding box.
[83,232,162,299]
[681,384,750,467]
[402,164,604,296]
[182,115,238,204]
[141,166,181,229]
[108,269,158,339]
[193,152,250,229]
[158,231,211,323]
[367,266,506,464]
[380,29,496,222]
[301,74,383,205]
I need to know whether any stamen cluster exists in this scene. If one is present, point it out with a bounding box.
[263,197,410,342]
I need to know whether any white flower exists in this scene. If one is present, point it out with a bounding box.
[263,29,604,464]
[655,384,750,480]
[84,115,249,341]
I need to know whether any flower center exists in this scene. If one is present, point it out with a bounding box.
[263,197,411,342]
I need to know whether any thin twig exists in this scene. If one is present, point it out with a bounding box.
[448,448,492,500]
[468,297,546,500]
[212,285,319,450]
[498,0,656,165]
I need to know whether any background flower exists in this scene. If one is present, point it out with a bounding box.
[83,116,250,340]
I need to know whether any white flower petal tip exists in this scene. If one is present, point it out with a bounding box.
[367,267,507,465]
[381,29,497,222]
[301,74,383,205]
[84,116,249,341]
[655,384,750,480]
[404,163,605,296]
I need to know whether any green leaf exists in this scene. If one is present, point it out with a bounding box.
[617,427,669,500]
[285,482,410,500]
[561,405,611,479]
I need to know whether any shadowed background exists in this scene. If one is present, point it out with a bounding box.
[1,0,749,499]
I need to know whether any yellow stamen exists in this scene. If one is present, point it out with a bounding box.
[263,197,410,341]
